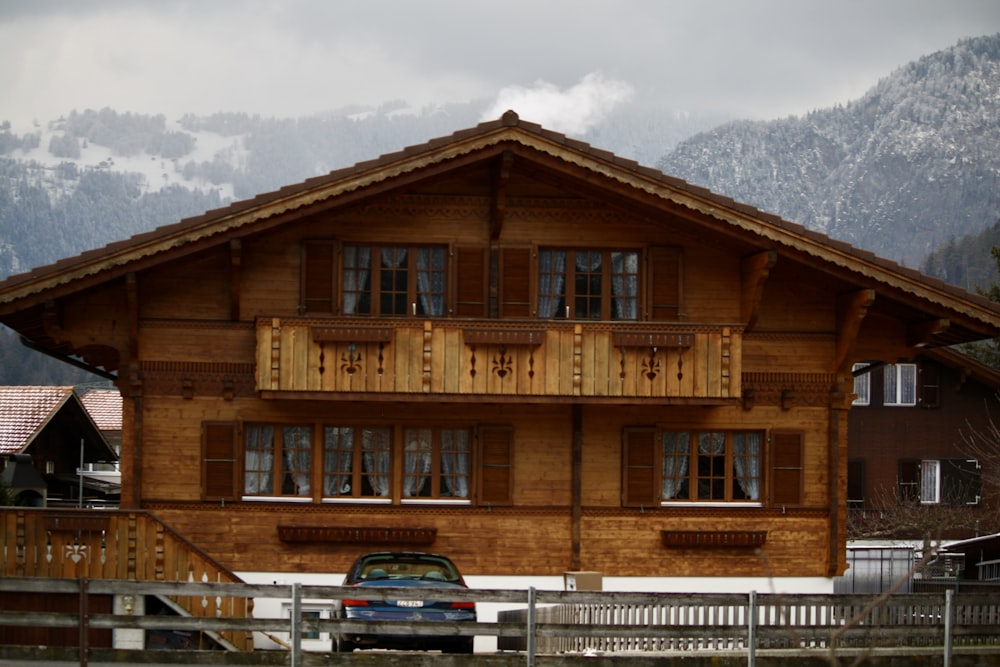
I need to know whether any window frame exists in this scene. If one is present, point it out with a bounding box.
[898,457,981,506]
[622,427,769,507]
[537,248,641,321]
[851,363,871,406]
[883,363,917,406]
[234,420,511,506]
[341,243,449,317]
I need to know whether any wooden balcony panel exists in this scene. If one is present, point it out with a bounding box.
[257,318,741,400]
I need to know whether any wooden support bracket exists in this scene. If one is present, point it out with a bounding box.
[741,250,776,332]
[834,289,875,373]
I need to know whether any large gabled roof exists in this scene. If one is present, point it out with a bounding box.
[1,110,999,344]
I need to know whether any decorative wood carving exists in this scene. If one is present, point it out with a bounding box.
[277,525,437,545]
[611,332,693,348]
[312,326,393,343]
[463,329,545,346]
[662,530,767,548]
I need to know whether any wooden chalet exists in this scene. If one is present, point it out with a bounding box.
[2,111,1000,591]
[848,347,1000,540]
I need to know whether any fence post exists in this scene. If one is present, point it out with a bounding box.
[291,581,302,667]
[79,576,89,667]
[747,590,756,667]
[526,586,537,667]
[943,588,953,667]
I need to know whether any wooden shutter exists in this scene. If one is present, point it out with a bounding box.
[301,241,336,313]
[453,246,488,317]
[500,247,532,318]
[898,459,919,502]
[478,426,513,505]
[918,363,941,408]
[942,459,981,505]
[622,427,658,507]
[847,459,866,508]
[770,431,803,507]
[202,422,238,501]
[647,246,681,321]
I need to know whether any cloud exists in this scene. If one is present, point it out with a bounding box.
[481,73,634,135]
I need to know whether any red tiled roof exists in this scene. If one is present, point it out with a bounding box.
[0,386,75,455]
[80,389,122,431]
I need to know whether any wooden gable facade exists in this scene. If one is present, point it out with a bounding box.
[2,112,1000,583]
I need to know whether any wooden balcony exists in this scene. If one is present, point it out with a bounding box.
[256,317,741,402]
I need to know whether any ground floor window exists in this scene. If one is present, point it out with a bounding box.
[623,427,799,508]
[201,421,511,505]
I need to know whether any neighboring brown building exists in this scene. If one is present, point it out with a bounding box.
[848,347,1000,540]
[1,112,1000,594]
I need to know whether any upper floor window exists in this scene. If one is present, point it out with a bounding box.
[343,245,447,316]
[883,363,917,406]
[538,249,639,320]
[302,241,681,321]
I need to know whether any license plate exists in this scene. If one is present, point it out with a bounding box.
[396,600,424,608]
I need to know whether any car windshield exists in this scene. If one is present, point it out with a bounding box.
[359,555,460,582]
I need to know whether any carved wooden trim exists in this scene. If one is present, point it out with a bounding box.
[44,514,110,533]
[611,332,693,348]
[463,329,545,346]
[662,530,767,548]
[277,525,437,545]
[312,326,393,343]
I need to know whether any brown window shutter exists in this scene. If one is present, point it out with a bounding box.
[500,247,532,318]
[202,422,238,501]
[918,363,940,408]
[770,431,803,507]
[622,427,658,507]
[302,241,336,313]
[478,426,513,505]
[453,246,488,317]
[898,459,919,502]
[647,246,681,321]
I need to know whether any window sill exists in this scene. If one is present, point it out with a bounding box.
[660,501,763,508]
[321,497,393,504]
[241,496,313,503]
[400,498,473,506]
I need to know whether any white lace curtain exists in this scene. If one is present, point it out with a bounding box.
[660,431,761,501]
[341,246,445,316]
[538,250,638,319]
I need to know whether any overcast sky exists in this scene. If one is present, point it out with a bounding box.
[2,0,999,133]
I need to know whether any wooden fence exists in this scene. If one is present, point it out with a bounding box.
[1,577,1000,665]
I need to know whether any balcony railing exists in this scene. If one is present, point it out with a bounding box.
[256,317,741,401]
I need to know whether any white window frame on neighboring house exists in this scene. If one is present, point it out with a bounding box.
[852,363,871,406]
[883,363,917,406]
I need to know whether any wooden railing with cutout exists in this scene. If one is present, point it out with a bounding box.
[0,509,253,651]
[256,318,741,401]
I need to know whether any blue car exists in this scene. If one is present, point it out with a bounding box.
[335,551,477,653]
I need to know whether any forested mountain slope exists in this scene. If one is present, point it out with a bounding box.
[659,34,1000,267]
